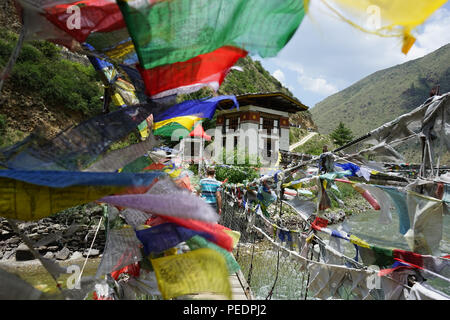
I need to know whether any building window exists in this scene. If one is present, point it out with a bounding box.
[267,138,272,157]
[223,115,240,134]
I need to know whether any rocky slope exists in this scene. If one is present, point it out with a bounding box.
[0,205,106,262]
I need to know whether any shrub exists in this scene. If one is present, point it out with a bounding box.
[214,148,261,184]
[0,32,103,116]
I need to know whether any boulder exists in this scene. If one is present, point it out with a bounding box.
[43,252,54,259]
[15,244,35,261]
[83,248,100,257]
[70,251,83,260]
[3,250,15,260]
[55,247,71,260]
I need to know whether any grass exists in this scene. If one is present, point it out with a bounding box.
[0,29,103,117]
[292,133,335,155]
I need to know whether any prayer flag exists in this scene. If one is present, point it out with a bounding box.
[135,223,213,255]
[186,235,240,275]
[138,46,247,98]
[117,0,306,69]
[321,0,447,54]
[153,96,238,138]
[151,248,232,300]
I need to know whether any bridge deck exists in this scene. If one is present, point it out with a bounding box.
[181,269,253,300]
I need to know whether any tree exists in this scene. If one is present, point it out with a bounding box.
[330,122,354,147]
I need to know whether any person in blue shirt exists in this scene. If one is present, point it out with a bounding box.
[199,167,222,215]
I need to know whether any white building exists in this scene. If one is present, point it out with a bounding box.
[214,92,308,165]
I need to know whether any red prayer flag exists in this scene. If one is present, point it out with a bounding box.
[311,217,329,231]
[44,0,125,43]
[138,46,247,98]
[393,249,424,268]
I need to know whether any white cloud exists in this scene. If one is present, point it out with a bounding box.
[271,58,339,95]
[297,75,339,95]
[408,8,450,59]
[272,69,286,84]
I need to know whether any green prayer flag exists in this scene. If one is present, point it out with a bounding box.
[117,0,306,69]
[371,246,395,268]
[121,155,153,172]
[153,122,190,139]
[186,235,241,275]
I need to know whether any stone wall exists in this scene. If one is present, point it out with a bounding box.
[0,203,107,262]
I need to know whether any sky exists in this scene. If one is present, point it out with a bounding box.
[256,1,450,109]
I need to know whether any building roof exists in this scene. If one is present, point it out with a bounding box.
[217,92,308,113]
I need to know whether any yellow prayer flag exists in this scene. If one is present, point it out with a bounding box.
[320,0,446,54]
[153,115,203,131]
[105,40,135,61]
[151,248,232,300]
[349,235,371,249]
[111,92,126,107]
[0,177,123,221]
[223,229,241,249]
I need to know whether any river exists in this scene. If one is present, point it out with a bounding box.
[237,208,450,299]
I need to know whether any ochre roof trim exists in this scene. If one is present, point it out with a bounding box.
[218,92,308,113]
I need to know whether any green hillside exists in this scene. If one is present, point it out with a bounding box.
[311,43,450,137]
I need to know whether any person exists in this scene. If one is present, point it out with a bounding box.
[318,145,334,173]
[199,167,222,215]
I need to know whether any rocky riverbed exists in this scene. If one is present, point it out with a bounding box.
[0,203,107,263]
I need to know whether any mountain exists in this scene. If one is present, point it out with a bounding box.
[311,44,450,137]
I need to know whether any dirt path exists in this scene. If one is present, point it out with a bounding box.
[289,132,317,151]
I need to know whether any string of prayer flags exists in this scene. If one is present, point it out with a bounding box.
[117,0,306,70]
[0,99,174,171]
[151,248,232,300]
